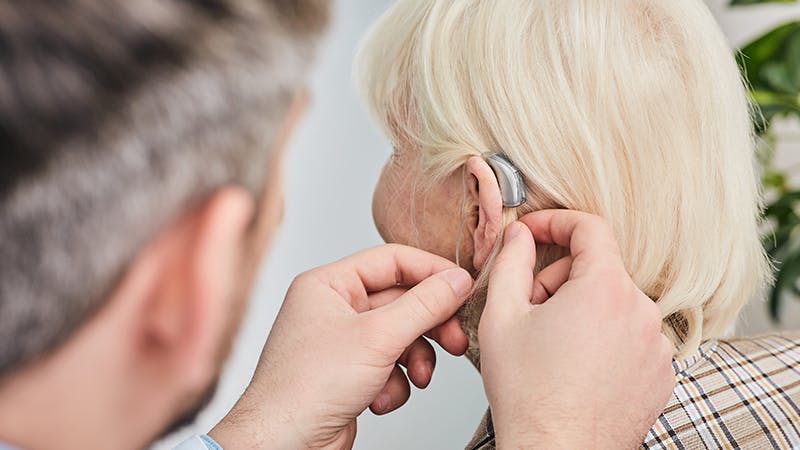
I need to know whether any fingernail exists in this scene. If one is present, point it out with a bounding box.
[443,268,473,298]
[504,222,521,244]
[375,393,389,413]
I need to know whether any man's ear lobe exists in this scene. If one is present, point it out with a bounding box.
[131,187,255,390]
[466,156,504,271]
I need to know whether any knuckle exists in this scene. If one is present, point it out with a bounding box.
[594,272,635,308]
[643,299,664,325]
[591,263,628,287]
[285,273,312,301]
[292,269,316,286]
[620,281,643,308]
[383,242,402,252]
[383,242,408,255]
[634,300,663,338]
[583,213,612,236]
[599,220,615,237]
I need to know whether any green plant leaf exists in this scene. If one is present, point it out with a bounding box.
[739,21,800,89]
[762,62,799,93]
[768,249,800,321]
[734,5,800,321]
[764,189,800,213]
[763,170,788,191]
[739,22,800,131]
[764,221,798,255]
[750,89,800,133]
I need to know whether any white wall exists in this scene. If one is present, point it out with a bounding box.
[155,1,800,449]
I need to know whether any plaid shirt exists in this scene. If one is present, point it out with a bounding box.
[466,332,800,450]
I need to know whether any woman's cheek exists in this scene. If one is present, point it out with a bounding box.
[372,180,391,243]
[372,166,408,244]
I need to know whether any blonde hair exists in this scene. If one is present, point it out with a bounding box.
[356,0,771,357]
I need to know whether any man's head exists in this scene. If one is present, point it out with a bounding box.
[0,0,328,447]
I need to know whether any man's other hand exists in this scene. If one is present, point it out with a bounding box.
[480,211,675,450]
[210,244,473,449]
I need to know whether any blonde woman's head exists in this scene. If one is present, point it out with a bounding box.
[359,0,771,359]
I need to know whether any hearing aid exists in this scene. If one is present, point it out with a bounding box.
[486,154,526,208]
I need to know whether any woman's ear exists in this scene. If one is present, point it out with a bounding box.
[466,156,504,271]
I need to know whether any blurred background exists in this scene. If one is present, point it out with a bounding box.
[156,1,800,448]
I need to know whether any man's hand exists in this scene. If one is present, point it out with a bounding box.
[479,211,675,450]
[210,244,473,449]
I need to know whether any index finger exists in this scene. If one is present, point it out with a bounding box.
[518,210,625,279]
[307,244,460,304]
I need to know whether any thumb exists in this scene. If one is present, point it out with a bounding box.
[485,222,536,321]
[366,268,473,351]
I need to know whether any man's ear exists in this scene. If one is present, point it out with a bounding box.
[466,156,504,271]
[118,187,255,393]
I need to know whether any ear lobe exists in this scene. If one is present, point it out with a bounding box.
[466,156,504,271]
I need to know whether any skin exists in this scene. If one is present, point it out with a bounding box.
[0,94,309,450]
[209,244,473,449]
[0,90,675,450]
[371,143,470,270]
[0,94,472,450]
[372,142,510,366]
[374,143,676,448]
[372,141,504,276]
[482,216,675,449]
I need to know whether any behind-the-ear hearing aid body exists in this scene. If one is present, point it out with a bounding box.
[486,154,526,207]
